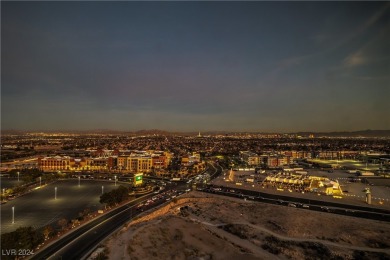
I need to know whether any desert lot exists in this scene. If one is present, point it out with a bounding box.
[100,191,390,260]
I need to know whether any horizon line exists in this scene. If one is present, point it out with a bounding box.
[1,129,389,134]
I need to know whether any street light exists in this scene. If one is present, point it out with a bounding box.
[102,186,104,195]
[17,172,20,182]
[78,176,81,187]
[2,188,5,195]
[12,206,15,224]
[115,175,117,186]
[39,177,42,187]
[55,187,57,200]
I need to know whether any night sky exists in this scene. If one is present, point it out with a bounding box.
[2,2,389,132]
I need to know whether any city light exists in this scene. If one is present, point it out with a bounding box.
[1,1,389,258]
[1,131,389,258]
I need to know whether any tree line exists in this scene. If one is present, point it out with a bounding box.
[99,185,132,207]
[1,207,94,259]
[1,227,43,260]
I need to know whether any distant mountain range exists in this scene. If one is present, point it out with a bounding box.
[2,129,390,137]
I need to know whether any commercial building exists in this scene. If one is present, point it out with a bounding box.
[38,156,71,171]
[266,156,290,167]
[38,150,172,173]
[239,151,260,166]
[126,157,153,172]
[181,152,201,166]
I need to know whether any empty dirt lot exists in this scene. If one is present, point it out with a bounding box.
[100,191,390,260]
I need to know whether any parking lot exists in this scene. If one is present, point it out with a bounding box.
[308,159,381,171]
[1,179,131,234]
[211,169,390,209]
[0,178,20,189]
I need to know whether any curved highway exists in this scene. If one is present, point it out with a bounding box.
[30,183,187,260]
[31,162,389,259]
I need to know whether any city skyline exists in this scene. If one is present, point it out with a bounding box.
[2,2,390,132]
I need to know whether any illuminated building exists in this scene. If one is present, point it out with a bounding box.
[38,156,71,171]
[38,150,172,173]
[85,158,108,171]
[239,151,260,166]
[181,152,201,166]
[117,156,127,171]
[126,157,153,172]
[266,156,290,167]
[152,155,166,169]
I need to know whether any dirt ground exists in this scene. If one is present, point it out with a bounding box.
[100,191,390,260]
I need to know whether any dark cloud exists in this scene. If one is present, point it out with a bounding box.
[1,2,389,131]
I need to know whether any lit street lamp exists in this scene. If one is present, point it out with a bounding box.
[55,187,57,200]
[17,172,20,182]
[115,175,117,186]
[2,188,5,195]
[102,186,104,195]
[12,206,15,224]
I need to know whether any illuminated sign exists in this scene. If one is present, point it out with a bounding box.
[134,173,143,186]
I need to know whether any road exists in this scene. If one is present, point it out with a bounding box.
[198,163,390,222]
[200,185,390,222]
[30,182,188,260]
[31,162,389,259]
[1,180,127,234]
